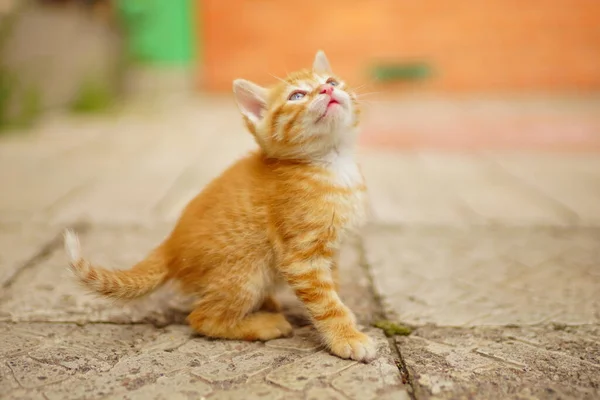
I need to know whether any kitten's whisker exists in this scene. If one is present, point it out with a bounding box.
[350,83,371,92]
[269,73,288,84]
[355,99,385,106]
[356,92,382,99]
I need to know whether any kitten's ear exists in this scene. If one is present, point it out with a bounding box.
[313,50,332,74]
[233,79,268,124]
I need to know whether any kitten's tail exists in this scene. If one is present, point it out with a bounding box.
[63,229,169,300]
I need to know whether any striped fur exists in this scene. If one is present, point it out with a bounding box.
[64,51,375,362]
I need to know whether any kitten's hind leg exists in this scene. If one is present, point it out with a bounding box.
[187,295,292,341]
[259,295,282,312]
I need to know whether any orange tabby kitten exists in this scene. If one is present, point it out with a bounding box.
[64,50,375,362]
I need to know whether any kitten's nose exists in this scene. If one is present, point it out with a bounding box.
[319,84,334,96]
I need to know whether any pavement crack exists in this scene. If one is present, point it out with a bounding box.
[1,221,89,291]
[472,349,527,369]
[356,235,418,400]
[510,338,600,368]
[356,235,386,322]
[6,360,26,390]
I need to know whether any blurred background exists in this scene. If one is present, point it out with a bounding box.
[1,0,599,150]
[1,4,599,398]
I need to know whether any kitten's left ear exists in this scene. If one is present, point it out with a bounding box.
[313,50,332,74]
[233,79,268,125]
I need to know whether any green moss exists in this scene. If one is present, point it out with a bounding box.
[0,2,42,130]
[373,320,413,337]
[0,68,15,128]
[0,69,41,131]
[15,85,41,128]
[371,62,432,82]
[552,322,567,331]
[70,78,114,114]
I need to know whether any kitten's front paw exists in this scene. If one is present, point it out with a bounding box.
[328,331,376,362]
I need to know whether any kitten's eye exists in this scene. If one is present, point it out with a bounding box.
[288,91,306,101]
[326,78,339,86]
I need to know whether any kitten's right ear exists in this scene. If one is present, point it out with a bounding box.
[233,79,267,126]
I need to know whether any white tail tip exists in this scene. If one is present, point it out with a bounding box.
[63,229,81,262]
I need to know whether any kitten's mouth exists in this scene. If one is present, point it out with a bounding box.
[315,97,342,123]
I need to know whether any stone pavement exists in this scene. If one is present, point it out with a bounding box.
[0,96,599,399]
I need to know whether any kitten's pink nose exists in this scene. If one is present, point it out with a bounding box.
[319,84,334,96]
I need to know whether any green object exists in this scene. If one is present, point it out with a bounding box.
[371,62,432,82]
[373,320,413,337]
[116,0,196,65]
[0,69,41,130]
[0,68,16,128]
[15,85,41,127]
[0,2,42,130]
[70,78,114,114]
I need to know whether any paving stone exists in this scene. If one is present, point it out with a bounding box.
[8,321,79,339]
[178,337,254,360]
[266,351,356,391]
[499,324,600,366]
[0,127,154,220]
[0,128,100,217]
[0,226,193,324]
[1,321,408,400]
[193,347,299,383]
[266,326,322,353]
[0,225,60,287]
[49,148,193,225]
[364,226,600,326]
[209,383,289,400]
[0,361,22,394]
[139,325,192,352]
[84,351,195,395]
[63,323,164,357]
[336,235,381,323]
[492,153,600,224]
[377,389,412,400]
[398,325,600,399]
[122,372,213,400]
[28,345,115,373]
[0,118,99,172]
[1,388,47,400]
[329,330,408,400]
[304,386,348,400]
[418,153,574,225]
[0,330,43,358]
[6,355,72,389]
[37,355,199,400]
[331,358,404,400]
[360,152,476,225]
[0,321,187,398]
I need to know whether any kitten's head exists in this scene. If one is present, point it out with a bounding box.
[233,51,360,160]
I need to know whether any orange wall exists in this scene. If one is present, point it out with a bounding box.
[199,0,600,92]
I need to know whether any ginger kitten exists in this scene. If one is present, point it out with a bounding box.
[64,50,375,362]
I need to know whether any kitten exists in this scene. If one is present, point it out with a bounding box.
[64,50,375,362]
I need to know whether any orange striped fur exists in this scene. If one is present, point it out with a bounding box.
[64,51,375,362]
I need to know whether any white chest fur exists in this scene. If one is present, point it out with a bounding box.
[323,150,368,233]
[324,150,364,188]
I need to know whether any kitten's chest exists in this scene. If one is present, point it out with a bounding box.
[323,155,368,230]
[327,153,364,188]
